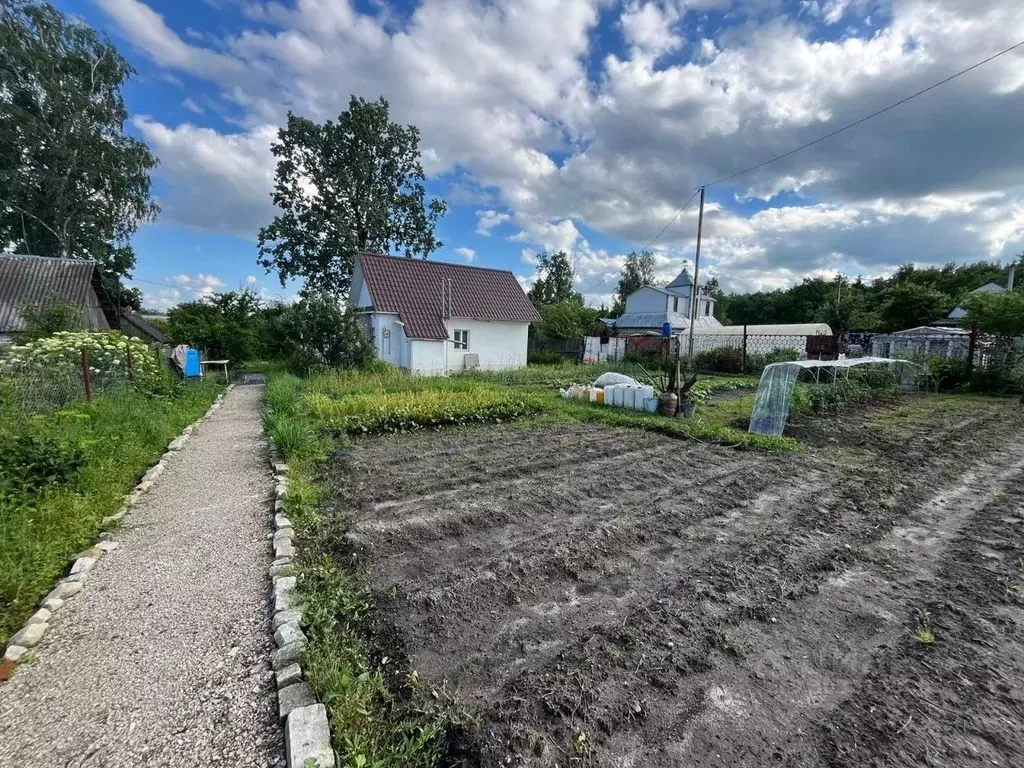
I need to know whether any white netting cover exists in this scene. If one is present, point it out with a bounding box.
[748,357,923,437]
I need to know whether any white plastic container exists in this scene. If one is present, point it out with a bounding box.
[622,386,636,410]
[644,397,659,413]
[589,387,598,403]
[612,386,624,407]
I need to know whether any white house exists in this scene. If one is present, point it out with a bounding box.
[350,252,541,375]
[939,278,1010,325]
[605,267,723,334]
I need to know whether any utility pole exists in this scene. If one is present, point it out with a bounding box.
[687,186,706,363]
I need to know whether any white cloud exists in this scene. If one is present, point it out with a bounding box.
[182,97,204,114]
[245,274,258,286]
[100,0,1024,298]
[475,210,512,236]
[453,247,477,262]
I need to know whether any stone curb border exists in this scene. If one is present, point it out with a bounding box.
[1,384,235,679]
[267,454,335,768]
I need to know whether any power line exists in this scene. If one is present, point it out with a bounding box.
[584,188,702,298]
[618,36,1024,294]
[702,37,1024,190]
[639,187,702,252]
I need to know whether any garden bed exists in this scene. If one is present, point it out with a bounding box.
[324,394,1024,766]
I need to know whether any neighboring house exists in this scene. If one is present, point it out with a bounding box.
[0,253,165,346]
[350,252,541,375]
[934,278,1010,326]
[605,267,723,334]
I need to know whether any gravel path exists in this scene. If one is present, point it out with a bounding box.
[0,384,283,767]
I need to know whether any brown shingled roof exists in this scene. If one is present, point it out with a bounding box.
[357,252,540,340]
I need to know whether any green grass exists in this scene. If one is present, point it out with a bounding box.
[0,381,221,646]
[264,374,473,765]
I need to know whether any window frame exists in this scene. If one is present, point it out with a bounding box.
[453,329,470,350]
[672,296,679,313]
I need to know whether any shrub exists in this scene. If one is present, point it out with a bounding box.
[694,346,745,374]
[285,295,375,374]
[0,430,86,495]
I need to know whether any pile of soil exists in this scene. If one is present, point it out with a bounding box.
[329,397,1024,767]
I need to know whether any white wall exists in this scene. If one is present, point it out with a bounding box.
[443,318,528,372]
[625,287,670,314]
[368,312,405,367]
[368,314,530,375]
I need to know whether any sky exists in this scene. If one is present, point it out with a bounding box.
[54,0,1024,311]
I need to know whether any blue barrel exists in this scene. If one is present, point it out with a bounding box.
[661,322,672,337]
[184,348,201,378]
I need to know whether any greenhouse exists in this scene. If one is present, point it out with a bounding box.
[748,357,923,436]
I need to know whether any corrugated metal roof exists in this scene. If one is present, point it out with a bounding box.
[0,254,111,333]
[358,252,541,340]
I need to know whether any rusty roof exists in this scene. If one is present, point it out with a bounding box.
[0,254,111,334]
[357,252,540,340]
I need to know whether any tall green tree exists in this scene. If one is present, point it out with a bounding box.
[167,289,265,362]
[963,288,1024,336]
[878,282,954,332]
[0,1,158,281]
[258,96,447,298]
[527,250,579,306]
[612,249,656,315]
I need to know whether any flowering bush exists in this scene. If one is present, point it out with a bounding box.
[0,331,167,400]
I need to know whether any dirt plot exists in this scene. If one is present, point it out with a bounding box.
[330,397,1024,767]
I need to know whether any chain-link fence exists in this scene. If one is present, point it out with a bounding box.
[625,332,838,376]
[0,346,136,414]
[870,328,1024,394]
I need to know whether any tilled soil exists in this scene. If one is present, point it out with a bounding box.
[331,396,1024,767]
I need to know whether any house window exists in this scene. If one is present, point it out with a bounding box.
[704,301,711,316]
[672,297,679,313]
[453,329,469,350]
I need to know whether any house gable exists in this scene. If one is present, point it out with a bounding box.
[355,252,540,340]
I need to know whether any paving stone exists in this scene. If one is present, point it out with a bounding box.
[274,499,285,513]
[47,581,82,601]
[75,546,104,561]
[65,572,89,584]
[286,704,335,768]
[269,563,295,579]
[273,462,288,475]
[136,480,154,493]
[100,510,126,527]
[96,541,120,553]
[272,609,301,630]
[272,528,292,548]
[275,663,302,689]
[274,513,292,530]
[278,682,316,719]
[273,576,296,612]
[98,532,116,542]
[11,623,48,648]
[274,623,306,648]
[25,609,51,626]
[3,645,28,663]
[69,557,96,575]
[271,642,303,671]
[42,598,63,613]
[274,542,296,560]
[272,557,292,567]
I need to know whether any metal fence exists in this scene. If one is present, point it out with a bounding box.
[528,337,584,361]
[623,332,838,376]
[0,347,134,414]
